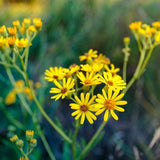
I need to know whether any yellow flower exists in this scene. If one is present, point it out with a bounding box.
[30,138,37,147]
[45,67,65,82]
[7,27,17,36]
[23,18,31,27]
[69,64,80,74]
[93,53,110,65]
[129,21,142,31]
[13,20,20,28]
[10,135,18,142]
[79,49,98,62]
[35,82,41,88]
[152,21,160,28]
[50,78,75,101]
[99,72,126,91]
[62,68,75,78]
[14,80,25,93]
[28,25,36,33]
[8,36,16,47]
[70,93,97,124]
[77,72,100,87]
[80,63,103,73]
[123,37,130,46]
[26,130,34,141]
[95,88,127,121]
[0,25,6,34]
[33,18,42,29]
[5,90,16,105]
[16,38,28,49]
[104,64,120,77]
[155,31,160,42]
[0,36,8,49]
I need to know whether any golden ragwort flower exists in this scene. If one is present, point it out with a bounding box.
[50,78,75,101]
[70,93,97,124]
[95,88,127,121]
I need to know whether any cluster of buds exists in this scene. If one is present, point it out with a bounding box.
[10,130,37,159]
[45,49,127,124]
[0,18,42,52]
[5,80,41,105]
[129,21,160,49]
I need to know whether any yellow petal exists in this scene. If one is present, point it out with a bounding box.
[114,106,125,112]
[75,112,82,120]
[72,110,80,116]
[95,108,105,115]
[104,110,109,121]
[86,112,93,124]
[114,93,124,101]
[115,101,127,105]
[111,110,118,120]
[80,112,85,125]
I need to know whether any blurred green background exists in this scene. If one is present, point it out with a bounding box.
[0,0,160,159]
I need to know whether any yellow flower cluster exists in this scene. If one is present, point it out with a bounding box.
[129,21,160,47]
[5,80,41,105]
[45,49,127,124]
[0,18,42,51]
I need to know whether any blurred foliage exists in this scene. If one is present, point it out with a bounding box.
[0,0,160,159]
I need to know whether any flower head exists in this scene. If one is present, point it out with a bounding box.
[79,49,98,62]
[10,135,18,142]
[50,78,75,101]
[8,36,16,47]
[7,27,17,36]
[80,63,103,73]
[95,88,127,121]
[93,53,110,65]
[45,67,65,82]
[33,18,42,29]
[0,25,6,34]
[104,64,120,77]
[70,93,97,124]
[129,21,142,31]
[16,38,28,49]
[99,72,126,91]
[13,20,20,28]
[77,72,101,87]
[5,90,16,105]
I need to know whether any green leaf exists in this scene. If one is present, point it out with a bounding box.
[62,142,72,160]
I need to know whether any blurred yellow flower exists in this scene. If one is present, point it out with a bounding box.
[12,20,20,28]
[16,38,28,49]
[50,78,75,101]
[33,18,42,29]
[104,64,120,77]
[10,135,18,142]
[80,63,103,73]
[129,21,142,31]
[0,25,6,34]
[0,36,7,49]
[152,21,160,28]
[93,53,110,65]
[95,88,127,121]
[7,27,17,36]
[79,49,98,62]
[23,18,31,27]
[5,91,16,105]
[70,93,97,124]
[8,36,16,47]
[28,25,36,33]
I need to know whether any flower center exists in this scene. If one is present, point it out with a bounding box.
[85,53,89,57]
[84,79,91,85]
[53,75,58,79]
[104,99,115,110]
[61,88,67,94]
[107,80,113,86]
[111,72,116,77]
[80,105,88,112]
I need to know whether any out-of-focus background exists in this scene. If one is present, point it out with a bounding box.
[0,0,160,159]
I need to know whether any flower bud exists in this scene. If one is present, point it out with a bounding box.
[16,139,24,148]
[26,130,34,141]
[10,135,18,143]
[30,138,37,148]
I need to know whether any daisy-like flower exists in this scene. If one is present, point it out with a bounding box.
[129,21,142,31]
[81,63,103,73]
[69,64,80,74]
[99,72,126,91]
[95,88,127,121]
[70,93,97,124]
[77,71,101,87]
[45,67,65,82]
[104,64,120,77]
[50,78,75,101]
[16,38,28,49]
[7,27,17,36]
[79,49,98,62]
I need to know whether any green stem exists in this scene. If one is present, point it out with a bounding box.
[138,46,154,78]
[5,67,33,115]
[123,49,145,94]
[78,121,108,160]
[39,132,56,160]
[0,103,25,130]
[71,120,81,159]
[122,51,129,82]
